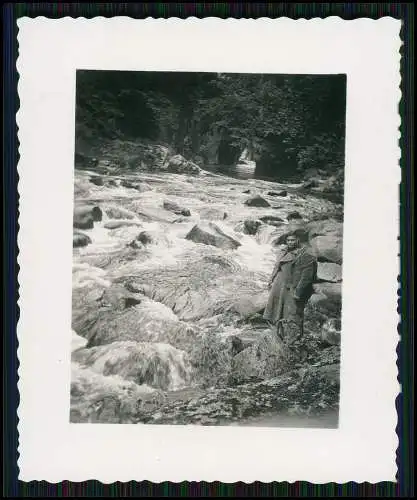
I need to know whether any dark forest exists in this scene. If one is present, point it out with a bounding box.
[75,70,346,182]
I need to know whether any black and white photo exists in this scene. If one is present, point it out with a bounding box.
[16,17,400,483]
[70,70,346,427]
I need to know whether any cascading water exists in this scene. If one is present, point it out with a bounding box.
[71,166,342,426]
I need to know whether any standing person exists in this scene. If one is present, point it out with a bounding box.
[263,233,317,347]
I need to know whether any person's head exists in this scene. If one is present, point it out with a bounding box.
[286,234,300,250]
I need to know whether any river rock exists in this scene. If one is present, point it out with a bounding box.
[132,206,178,224]
[268,190,287,197]
[243,219,262,235]
[123,256,265,322]
[227,290,269,319]
[72,341,193,391]
[73,205,102,229]
[73,231,92,248]
[317,262,343,283]
[134,230,170,247]
[104,220,142,230]
[244,195,270,207]
[313,282,342,301]
[287,211,303,221]
[310,235,343,264]
[100,285,143,311]
[259,215,284,226]
[163,200,191,217]
[308,291,341,316]
[301,179,320,189]
[72,282,141,337]
[137,363,340,425]
[185,222,241,250]
[120,179,150,191]
[74,212,94,230]
[86,299,202,353]
[321,318,341,346]
[104,206,135,220]
[230,331,290,384]
[199,208,230,221]
[307,219,343,239]
[136,231,153,245]
[304,289,342,334]
[70,363,163,424]
[90,176,104,186]
[166,155,201,175]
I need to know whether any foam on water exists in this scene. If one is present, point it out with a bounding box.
[72,261,112,289]
[71,168,339,415]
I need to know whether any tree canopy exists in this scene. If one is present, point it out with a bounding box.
[75,70,346,181]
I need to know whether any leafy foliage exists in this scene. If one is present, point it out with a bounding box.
[75,70,346,180]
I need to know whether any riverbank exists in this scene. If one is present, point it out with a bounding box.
[70,150,343,426]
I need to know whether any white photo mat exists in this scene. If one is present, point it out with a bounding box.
[16,17,401,483]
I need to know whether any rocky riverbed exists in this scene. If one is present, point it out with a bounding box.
[70,157,343,426]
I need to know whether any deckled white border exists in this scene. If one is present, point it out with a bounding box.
[16,17,401,483]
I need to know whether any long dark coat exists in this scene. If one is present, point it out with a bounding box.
[263,246,317,329]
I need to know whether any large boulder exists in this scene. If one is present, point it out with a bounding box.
[185,222,241,250]
[310,235,343,264]
[163,200,191,217]
[73,205,102,229]
[313,282,342,301]
[72,341,193,392]
[306,219,343,239]
[121,256,266,322]
[230,330,289,384]
[304,288,342,334]
[244,195,270,207]
[72,282,142,337]
[73,231,92,248]
[307,290,341,315]
[133,230,170,247]
[85,301,202,353]
[287,211,303,221]
[131,205,179,224]
[104,205,135,220]
[243,219,262,235]
[72,282,203,353]
[199,208,229,221]
[189,331,237,388]
[317,262,343,283]
[227,290,269,319]
[166,155,201,175]
[89,176,104,186]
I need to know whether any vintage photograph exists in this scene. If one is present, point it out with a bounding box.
[70,70,346,427]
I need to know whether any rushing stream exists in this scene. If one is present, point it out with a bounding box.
[70,164,342,427]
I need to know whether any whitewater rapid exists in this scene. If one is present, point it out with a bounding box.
[70,167,341,425]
